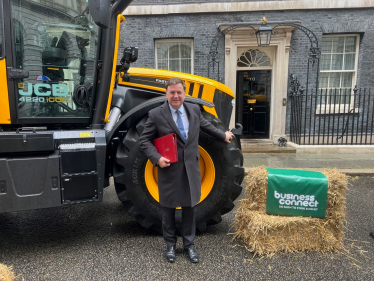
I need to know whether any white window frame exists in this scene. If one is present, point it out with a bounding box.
[155,39,194,74]
[318,34,360,113]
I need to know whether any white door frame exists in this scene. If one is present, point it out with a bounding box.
[222,26,296,143]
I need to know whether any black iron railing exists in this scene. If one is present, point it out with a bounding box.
[289,87,374,145]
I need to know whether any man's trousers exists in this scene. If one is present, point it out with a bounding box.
[162,206,196,249]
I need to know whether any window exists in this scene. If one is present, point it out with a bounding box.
[237,49,271,67]
[155,39,193,74]
[319,35,359,105]
[11,0,98,119]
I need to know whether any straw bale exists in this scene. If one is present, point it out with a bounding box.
[0,263,16,281]
[233,166,348,255]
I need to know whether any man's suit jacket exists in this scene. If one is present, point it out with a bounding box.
[139,101,226,208]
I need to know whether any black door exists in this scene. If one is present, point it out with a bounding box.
[236,70,271,138]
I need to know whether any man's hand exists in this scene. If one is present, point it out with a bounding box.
[158,157,171,168]
[224,131,234,143]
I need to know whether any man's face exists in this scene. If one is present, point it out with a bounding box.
[166,83,185,110]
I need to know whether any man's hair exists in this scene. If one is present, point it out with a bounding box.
[165,77,186,92]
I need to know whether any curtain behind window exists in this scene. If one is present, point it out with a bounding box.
[157,41,192,74]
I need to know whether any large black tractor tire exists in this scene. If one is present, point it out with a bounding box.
[113,111,244,233]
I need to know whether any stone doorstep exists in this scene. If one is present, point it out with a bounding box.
[241,146,296,153]
[239,140,374,154]
[244,167,374,176]
[287,142,374,154]
[240,139,296,153]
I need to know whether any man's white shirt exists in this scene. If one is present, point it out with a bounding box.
[169,103,189,140]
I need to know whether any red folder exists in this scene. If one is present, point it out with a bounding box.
[152,133,178,163]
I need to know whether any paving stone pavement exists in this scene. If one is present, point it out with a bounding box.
[243,153,374,175]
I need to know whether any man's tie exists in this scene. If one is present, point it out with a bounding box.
[176,110,187,142]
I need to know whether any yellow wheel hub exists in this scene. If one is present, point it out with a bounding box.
[144,146,215,205]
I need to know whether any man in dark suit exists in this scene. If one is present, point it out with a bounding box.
[139,77,234,263]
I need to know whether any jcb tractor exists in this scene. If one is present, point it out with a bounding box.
[0,0,244,232]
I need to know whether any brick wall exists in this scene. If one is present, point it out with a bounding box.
[119,8,374,134]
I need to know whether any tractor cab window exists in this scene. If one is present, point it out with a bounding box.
[11,0,99,119]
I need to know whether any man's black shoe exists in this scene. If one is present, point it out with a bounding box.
[370,232,374,239]
[166,245,176,263]
[185,245,199,263]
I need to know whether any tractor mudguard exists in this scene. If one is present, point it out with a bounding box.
[111,86,164,116]
[107,93,214,143]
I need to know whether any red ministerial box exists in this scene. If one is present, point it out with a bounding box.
[152,133,178,163]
